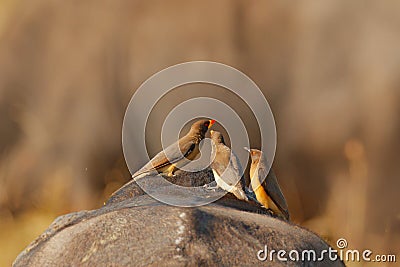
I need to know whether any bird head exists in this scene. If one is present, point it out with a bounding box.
[210,130,225,145]
[190,119,215,138]
[244,147,262,163]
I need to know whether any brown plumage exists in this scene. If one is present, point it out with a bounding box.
[210,130,248,201]
[245,148,290,220]
[132,119,215,180]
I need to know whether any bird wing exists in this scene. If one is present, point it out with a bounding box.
[259,166,289,219]
[229,150,246,188]
[132,138,196,177]
[211,145,243,187]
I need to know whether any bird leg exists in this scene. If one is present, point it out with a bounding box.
[245,187,259,203]
[247,193,259,204]
[165,165,177,177]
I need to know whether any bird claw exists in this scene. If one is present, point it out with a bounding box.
[247,194,259,204]
[261,207,275,216]
[203,184,219,191]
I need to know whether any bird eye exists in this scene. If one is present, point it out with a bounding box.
[204,122,209,127]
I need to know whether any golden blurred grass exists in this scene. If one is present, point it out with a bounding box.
[0,209,57,266]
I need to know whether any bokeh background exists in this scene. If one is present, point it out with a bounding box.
[1,0,399,265]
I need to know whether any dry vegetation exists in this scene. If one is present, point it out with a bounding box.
[0,0,399,266]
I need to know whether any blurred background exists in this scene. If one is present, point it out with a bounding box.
[0,0,399,265]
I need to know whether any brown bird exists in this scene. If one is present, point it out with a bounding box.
[209,130,248,201]
[132,119,215,180]
[245,148,290,220]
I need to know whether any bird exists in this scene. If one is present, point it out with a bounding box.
[245,148,290,220]
[208,130,248,201]
[132,119,215,180]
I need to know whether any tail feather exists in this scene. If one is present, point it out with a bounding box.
[281,209,290,221]
[132,172,149,181]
